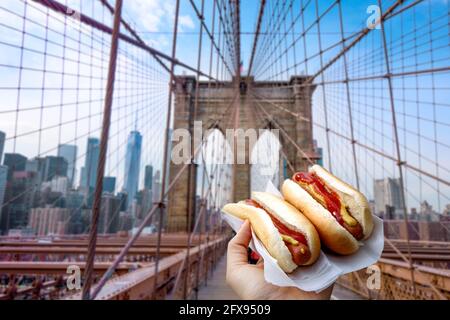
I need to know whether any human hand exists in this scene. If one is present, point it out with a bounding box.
[226,220,334,300]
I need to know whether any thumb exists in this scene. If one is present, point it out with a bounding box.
[227,220,252,267]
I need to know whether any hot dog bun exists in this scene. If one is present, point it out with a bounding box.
[281,165,373,255]
[310,165,374,240]
[251,192,321,265]
[223,202,298,273]
[222,192,320,273]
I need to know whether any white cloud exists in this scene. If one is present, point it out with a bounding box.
[125,0,179,32]
[124,0,195,50]
[179,15,195,30]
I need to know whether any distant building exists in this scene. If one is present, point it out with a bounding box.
[118,212,133,231]
[48,176,69,195]
[368,200,376,217]
[28,207,70,236]
[80,138,100,207]
[66,190,85,209]
[99,194,120,234]
[419,201,439,222]
[313,139,323,166]
[1,171,38,233]
[420,200,433,215]
[3,153,27,181]
[79,167,86,189]
[130,199,139,224]
[144,165,153,190]
[123,131,142,209]
[103,176,116,194]
[7,227,33,237]
[140,188,153,221]
[442,204,450,221]
[410,208,419,220]
[64,191,85,233]
[38,187,65,208]
[0,165,7,209]
[0,131,5,163]
[80,137,100,190]
[43,156,68,182]
[374,178,405,217]
[152,170,161,203]
[443,204,450,216]
[57,144,77,187]
[117,192,128,212]
[25,157,46,185]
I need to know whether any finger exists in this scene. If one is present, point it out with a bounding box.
[227,220,252,267]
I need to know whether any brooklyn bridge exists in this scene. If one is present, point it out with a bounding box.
[0,0,449,300]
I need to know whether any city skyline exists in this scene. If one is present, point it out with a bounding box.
[0,128,164,235]
[0,128,448,217]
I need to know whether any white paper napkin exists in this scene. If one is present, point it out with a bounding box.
[222,181,384,293]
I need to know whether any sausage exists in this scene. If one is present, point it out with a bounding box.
[284,242,311,265]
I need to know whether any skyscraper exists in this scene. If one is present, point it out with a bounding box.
[3,153,27,181]
[123,131,142,208]
[79,167,86,188]
[0,165,7,209]
[374,178,405,217]
[80,138,100,190]
[99,193,120,234]
[144,165,153,190]
[1,171,38,233]
[58,144,77,187]
[152,170,161,203]
[0,131,5,163]
[43,156,68,181]
[103,176,116,194]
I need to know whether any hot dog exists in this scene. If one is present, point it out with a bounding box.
[222,192,321,273]
[281,165,374,255]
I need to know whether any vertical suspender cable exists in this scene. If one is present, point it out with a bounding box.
[82,0,123,300]
[151,0,181,298]
[336,0,360,189]
[377,0,416,298]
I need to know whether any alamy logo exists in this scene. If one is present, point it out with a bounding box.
[171,121,280,177]
[366,264,381,290]
[366,5,381,30]
[66,265,81,290]
[66,7,81,20]
[65,7,82,30]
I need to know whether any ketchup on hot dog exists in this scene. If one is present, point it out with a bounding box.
[245,199,311,265]
[294,172,363,240]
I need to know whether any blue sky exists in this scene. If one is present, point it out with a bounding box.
[0,0,449,212]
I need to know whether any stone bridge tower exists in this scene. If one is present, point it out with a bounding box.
[166,76,316,232]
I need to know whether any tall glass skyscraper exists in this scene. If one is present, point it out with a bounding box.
[80,138,100,190]
[3,153,27,181]
[58,144,77,187]
[0,131,5,163]
[103,176,116,194]
[43,156,68,182]
[123,131,142,209]
[144,165,153,190]
[0,165,7,209]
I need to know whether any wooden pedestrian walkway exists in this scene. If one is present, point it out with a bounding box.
[197,255,364,300]
[198,256,240,300]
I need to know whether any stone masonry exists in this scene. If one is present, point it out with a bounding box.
[166,76,316,232]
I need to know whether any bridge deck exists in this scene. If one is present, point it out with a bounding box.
[198,255,364,300]
[198,256,239,300]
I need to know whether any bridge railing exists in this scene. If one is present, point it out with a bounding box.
[337,258,450,300]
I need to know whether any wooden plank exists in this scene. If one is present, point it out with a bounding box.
[197,256,239,300]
